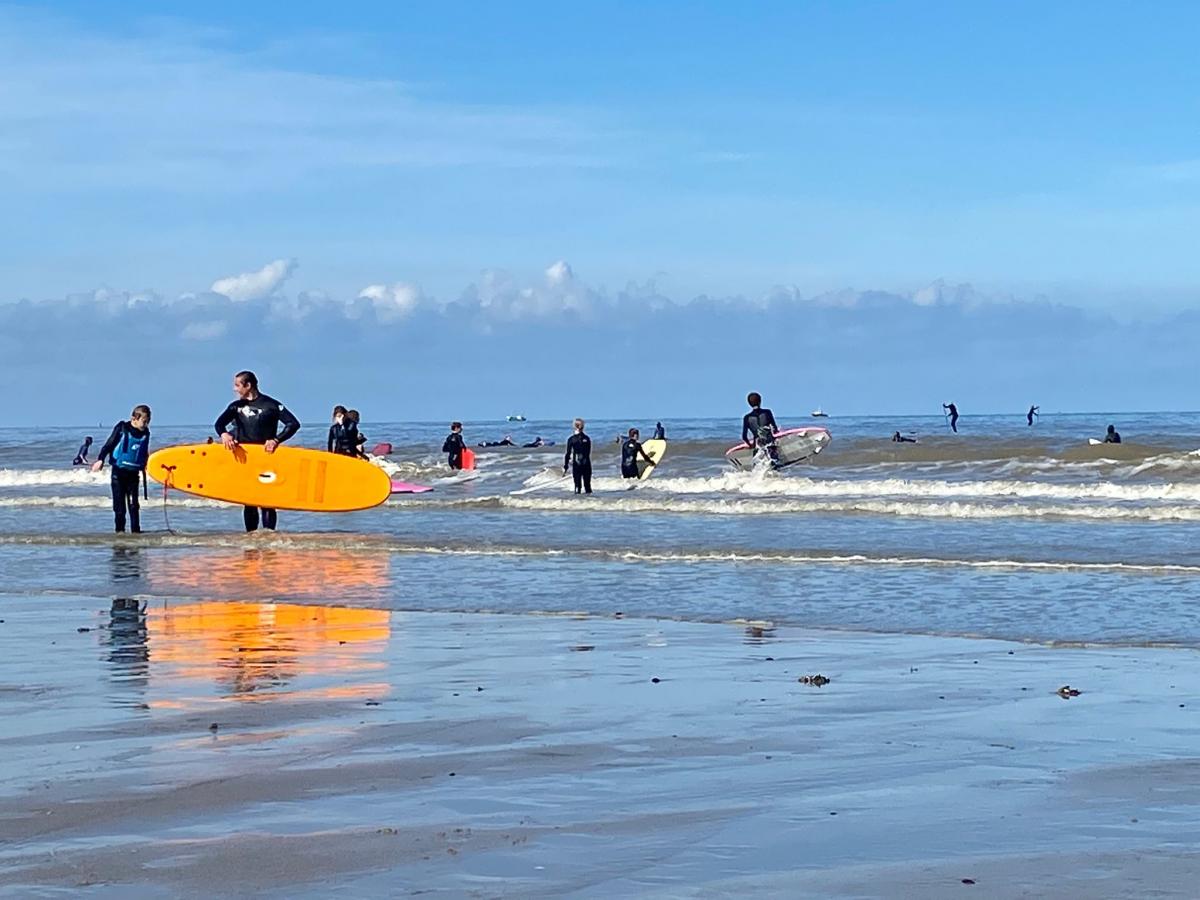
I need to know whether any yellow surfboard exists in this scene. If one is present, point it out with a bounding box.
[637,438,667,480]
[147,444,391,512]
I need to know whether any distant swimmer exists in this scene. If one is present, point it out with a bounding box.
[943,402,959,433]
[214,370,301,533]
[479,435,516,447]
[1103,424,1121,444]
[91,405,151,533]
[563,418,593,494]
[742,392,780,461]
[653,422,666,440]
[442,421,465,470]
[72,436,93,466]
[1027,405,1040,427]
[892,431,917,444]
[620,428,656,479]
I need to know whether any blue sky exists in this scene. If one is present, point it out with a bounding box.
[3,2,1200,422]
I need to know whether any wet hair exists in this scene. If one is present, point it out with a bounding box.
[235,370,258,389]
[131,404,151,421]
[574,418,585,430]
[451,421,462,430]
[346,409,361,423]
[747,392,762,407]
[628,427,639,437]
[84,436,93,443]
[333,405,347,417]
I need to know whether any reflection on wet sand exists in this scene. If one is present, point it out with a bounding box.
[144,601,392,701]
[148,546,392,604]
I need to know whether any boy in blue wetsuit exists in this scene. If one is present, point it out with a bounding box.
[92,405,151,533]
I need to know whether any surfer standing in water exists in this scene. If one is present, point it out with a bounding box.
[1103,424,1121,444]
[214,370,301,533]
[943,402,959,433]
[72,436,93,465]
[1027,405,1040,426]
[620,428,657,480]
[442,422,465,470]
[742,392,780,462]
[563,418,593,494]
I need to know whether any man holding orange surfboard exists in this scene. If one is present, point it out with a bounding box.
[214,371,301,532]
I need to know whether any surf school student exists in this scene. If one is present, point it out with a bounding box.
[344,410,366,457]
[442,422,465,470]
[1027,405,1040,427]
[943,402,959,433]
[563,418,593,494]
[653,422,666,440]
[621,428,656,479]
[1103,424,1121,444]
[214,370,301,533]
[327,405,354,455]
[742,392,780,456]
[72,436,93,466]
[892,431,917,444]
[91,406,151,533]
[523,436,547,448]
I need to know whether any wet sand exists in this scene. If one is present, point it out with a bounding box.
[1,597,1199,897]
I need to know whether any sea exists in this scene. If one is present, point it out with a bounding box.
[2,411,1200,647]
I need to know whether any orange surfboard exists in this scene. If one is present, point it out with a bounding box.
[461,447,476,470]
[147,444,391,512]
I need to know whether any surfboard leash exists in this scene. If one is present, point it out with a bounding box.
[159,464,177,535]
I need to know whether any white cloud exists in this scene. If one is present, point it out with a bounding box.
[358,282,423,320]
[211,258,297,302]
[181,320,228,341]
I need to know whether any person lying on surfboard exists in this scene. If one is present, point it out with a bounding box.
[620,428,657,479]
[742,392,780,462]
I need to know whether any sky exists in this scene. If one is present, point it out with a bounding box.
[3,2,1200,423]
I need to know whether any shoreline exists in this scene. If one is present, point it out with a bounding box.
[2,600,1199,896]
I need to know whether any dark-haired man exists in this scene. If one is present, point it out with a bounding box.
[214,370,301,532]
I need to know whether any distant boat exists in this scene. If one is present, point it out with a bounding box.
[811,407,828,418]
[506,414,526,422]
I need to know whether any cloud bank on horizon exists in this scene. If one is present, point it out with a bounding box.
[4,257,1193,424]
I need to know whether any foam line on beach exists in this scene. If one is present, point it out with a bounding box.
[2,531,1199,577]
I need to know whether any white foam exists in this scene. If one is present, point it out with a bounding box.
[0,468,106,488]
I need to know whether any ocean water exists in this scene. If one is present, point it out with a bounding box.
[3,411,1200,646]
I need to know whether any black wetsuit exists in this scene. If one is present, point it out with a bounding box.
[327,422,357,456]
[214,393,301,532]
[97,421,149,533]
[944,404,959,433]
[892,431,916,444]
[1104,428,1121,444]
[653,423,666,440]
[1027,406,1039,427]
[742,407,779,458]
[564,432,593,494]
[73,438,92,466]
[442,432,465,469]
[621,438,654,479]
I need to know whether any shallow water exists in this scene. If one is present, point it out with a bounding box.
[3,412,1200,645]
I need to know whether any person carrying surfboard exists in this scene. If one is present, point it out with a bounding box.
[742,393,780,462]
[91,405,151,533]
[563,418,593,494]
[214,370,301,532]
[620,428,657,480]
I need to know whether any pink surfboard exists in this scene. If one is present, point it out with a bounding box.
[390,480,433,494]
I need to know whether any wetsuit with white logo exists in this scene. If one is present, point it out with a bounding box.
[214,393,301,532]
[564,432,593,494]
[621,438,654,479]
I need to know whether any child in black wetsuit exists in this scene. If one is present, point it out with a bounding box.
[442,422,465,469]
[92,405,151,533]
[620,428,656,479]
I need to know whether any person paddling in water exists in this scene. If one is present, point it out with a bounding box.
[214,370,301,533]
[1027,405,1040,426]
[943,402,959,433]
[742,392,780,462]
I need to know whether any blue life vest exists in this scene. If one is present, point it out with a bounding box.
[112,425,150,470]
